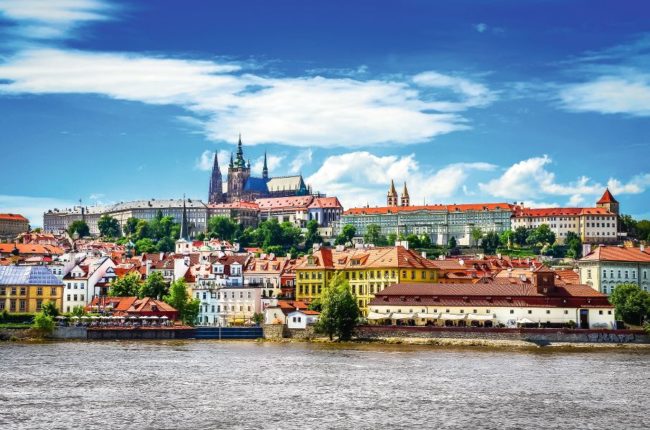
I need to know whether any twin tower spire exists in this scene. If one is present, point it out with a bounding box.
[387,179,409,207]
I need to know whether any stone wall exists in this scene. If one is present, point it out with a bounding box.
[0,328,32,341]
[355,326,650,344]
[87,328,188,340]
[287,326,317,340]
[263,324,287,339]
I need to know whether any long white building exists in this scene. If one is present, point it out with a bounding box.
[577,245,650,295]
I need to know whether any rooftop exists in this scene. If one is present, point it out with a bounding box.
[0,266,63,286]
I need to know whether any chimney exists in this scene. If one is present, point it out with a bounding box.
[641,244,645,253]
[421,251,427,259]
[145,260,151,276]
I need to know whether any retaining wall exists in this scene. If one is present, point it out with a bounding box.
[87,328,192,340]
[355,325,650,344]
[52,327,87,339]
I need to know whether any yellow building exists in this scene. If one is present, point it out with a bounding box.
[0,266,64,313]
[295,246,438,314]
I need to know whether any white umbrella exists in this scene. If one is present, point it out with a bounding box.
[516,318,535,324]
[55,316,67,320]
[90,316,99,320]
[367,312,390,320]
[70,316,80,320]
[160,316,169,320]
[80,315,90,319]
[139,316,147,319]
[129,316,138,320]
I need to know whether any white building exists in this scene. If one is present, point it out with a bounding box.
[217,286,262,326]
[577,245,650,294]
[287,309,320,329]
[62,256,115,312]
[512,189,620,244]
[368,268,615,329]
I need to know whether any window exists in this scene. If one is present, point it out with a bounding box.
[546,310,551,314]
[564,310,568,315]
[51,287,56,296]
[599,310,603,315]
[528,310,532,314]
[37,287,43,296]
[19,300,26,311]
[36,300,42,311]
[510,309,514,314]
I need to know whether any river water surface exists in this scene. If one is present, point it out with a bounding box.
[1,341,648,429]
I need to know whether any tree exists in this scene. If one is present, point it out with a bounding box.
[565,231,582,259]
[513,226,529,247]
[139,271,168,299]
[336,224,357,245]
[33,312,54,335]
[252,312,264,325]
[609,283,650,326]
[70,305,86,318]
[67,220,90,238]
[164,279,200,325]
[109,272,142,297]
[387,233,397,246]
[481,231,501,254]
[304,220,324,250]
[123,217,140,236]
[134,219,151,241]
[500,230,514,249]
[135,238,156,254]
[316,272,360,341]
[155,236,175,253]
[526,224,556,247]
[280,222,302,248]
[41,300,59,318]
[364,224,387,246]
[257,219,283,248]
[419,234,432,249]
[405,234,421,249]
[448,236,457,249]
[208,216,240,241]
[470,227,483,246]
[98,215,121,238]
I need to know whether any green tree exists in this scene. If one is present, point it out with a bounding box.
[252,312,264,325]
[135,238,157,254]
[636,220,650,241]
[470,227,483,246]
[419,234,432,249]
[364,224,387,246]
[155,236,175,253]
[304,220,323,250]
[609,283,650,326]
[565,231,582,259]
[208,216,240,241]
[619,214,637,238]
[134,219,151,241]
[316,272,360,341]
[336,224,357,245]
[98,215,121,238]
[123,217,140,236]
[257,219,284,248]
[280,222,302,248]
[32,312,54,335]
[448,236,457,249]
[109,272,142,297]
[500,230,514,249]
[386,232,397,246]
[164,279,200,325]
[513,226,529,247]
[527,224,556,246]
[67,220,90,238]
[139,271,168,299]
[405,234,421,249]
[70,305,86,318]
[41,300,59,318]
[481,231,501,254]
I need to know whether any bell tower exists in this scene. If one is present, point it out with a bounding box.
[387,180,398,207]
[401,182,410,207]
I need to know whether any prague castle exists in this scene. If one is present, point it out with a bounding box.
[208,135,311,204]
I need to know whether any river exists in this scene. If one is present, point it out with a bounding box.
[1,341,648,429]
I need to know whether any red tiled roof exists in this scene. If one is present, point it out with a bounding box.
[514,207,613,217]
[597,189,617,204]
[344,203,513,215]
[308,197,342,209]
[208,201,259,210]
[0,243,64,255]
[555,269,580,284]
[297,246,438,270]
[580,245,650,263]
[256,196,314,210]
[0,213,29,222]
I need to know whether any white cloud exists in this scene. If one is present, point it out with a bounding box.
[479,155,650,205]
[0,48,495,148]
[0,194,77,227]
[195,149,230,171]
[560,74,650,116]
[289,149,313,174]
[306,151,495,208]
[252,153,284,175]
[0,0,112,39]
[474,23,488,33]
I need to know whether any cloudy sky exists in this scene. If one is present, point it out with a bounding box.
[1,0,649,226]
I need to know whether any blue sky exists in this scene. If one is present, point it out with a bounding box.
[0,0,649,226]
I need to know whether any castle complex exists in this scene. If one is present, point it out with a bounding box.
[208,135,310,204]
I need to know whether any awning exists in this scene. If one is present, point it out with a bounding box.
[439,313,466,320]
[391,313,414,320]
[416,313,439,319]
[466,314,494,321]
[367,312,391,320]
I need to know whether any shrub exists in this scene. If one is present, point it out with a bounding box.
[33,313,55,335]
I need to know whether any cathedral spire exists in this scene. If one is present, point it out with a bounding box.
[208,151,223,204]
[229,152,234,169]
[262,151,269,180]
[236,133,245,167]
[401,182,410,207]
[387,179,398,207]
[180,195,189,240]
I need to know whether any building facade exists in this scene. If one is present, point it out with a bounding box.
[207,201,260,228]
[0,266,64,313]
[295,245,439,314]
[512,190,620,244]
[0,214,30,240]
[577,245,650,294]
[368,269,615,329]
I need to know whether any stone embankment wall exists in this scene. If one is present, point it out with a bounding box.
[355,326,649,344]
[87,328,190,340]
[0,328,32,341]
[52,327,87,339]
[263,324,317,340]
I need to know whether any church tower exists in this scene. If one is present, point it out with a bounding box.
[401,182,410,207]
[208,151,223,204]
[262,151,269,180]
[387,180,398,207]
[227,134,251,202]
